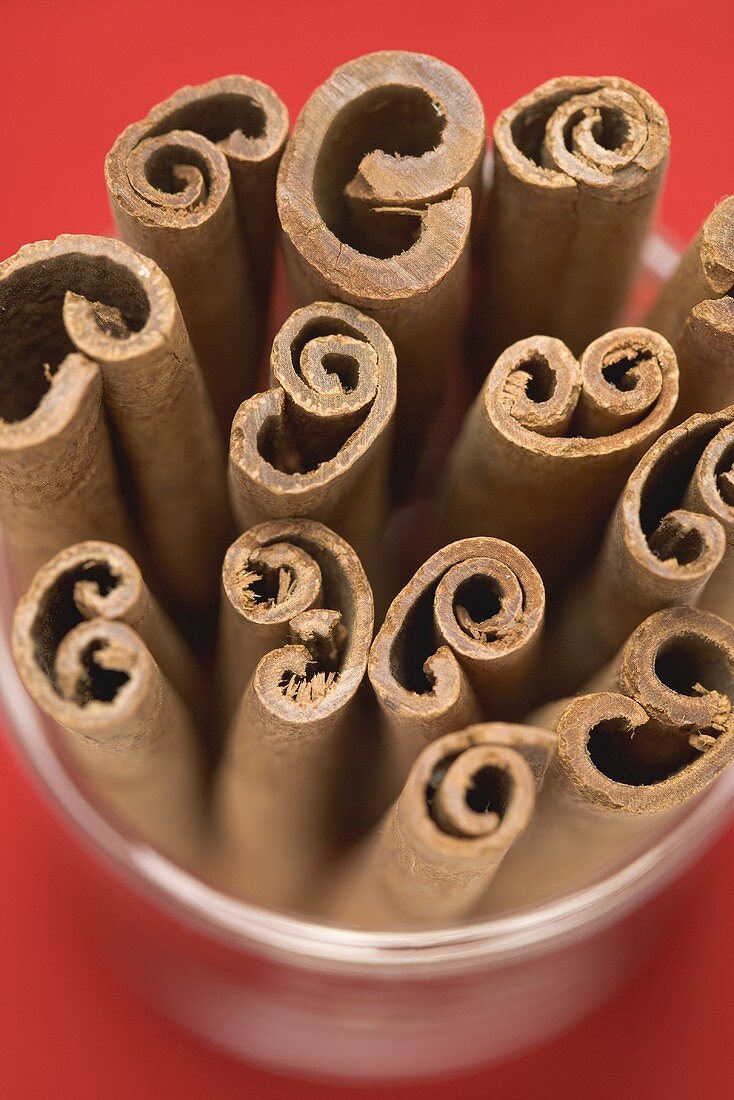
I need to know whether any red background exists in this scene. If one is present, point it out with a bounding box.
[1,0,733,1095]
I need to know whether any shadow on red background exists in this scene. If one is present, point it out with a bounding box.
[1,1,733,1096]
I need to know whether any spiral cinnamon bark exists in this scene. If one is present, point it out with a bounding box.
[368,539,545,780]
[11,543,204,860]
[547,407,734,692]
[322,722,554,929]
[471,76,669,369]
[647,196,734,422]
[277,51,485,480]
[228,302,396,588]
[214,519,374,908]
[0,235,228,613]
[440,329,679,588]
[106,75,289,434]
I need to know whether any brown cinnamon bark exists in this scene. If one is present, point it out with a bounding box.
[368,538,545,785]
[277,51,485,483]
[106,75,289,434]
[12,543,205,862]
[322,722,554,929]
[228,302,396,590]
[647,196,734,422]
[213,519,374,909]
[0,235,229,614]
[471,75,669,368]
[440,329,679,588]
[546,407,734,692]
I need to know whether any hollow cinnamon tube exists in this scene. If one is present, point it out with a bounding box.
[12,546,205,862]
[368,538,545,785]
[0,235,229,613]
[547,408,734,692]
[322,722,554,929]
[471,75,669,367]
[228,302,396,589]
[277,51,485,479]
[214,519,374,909]
[440,329,679,589]
[647,196,734,422]
[106,76,289,434]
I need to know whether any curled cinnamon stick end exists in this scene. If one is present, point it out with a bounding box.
[369,538,545,768]
[228,302,396,587]
[472,75,669,367]
[11,543,204,860]
[214,520,374,907]
[548,407,734,692]
[441,329,678,587]
[322,722,553,929]
[648,196,734,422]
[106,75,289,433]
[277,50,485,473]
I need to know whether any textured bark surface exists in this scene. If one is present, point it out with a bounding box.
[11,542,204,862]
[647,196,734,422]
[440,329,679,589]
[228,302,396,594]
[106,75,289,435]
[471,75,669,370]
[277,50,485,486]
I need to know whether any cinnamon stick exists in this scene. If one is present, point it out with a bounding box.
[276,50,485,484]
[106,75,289,434]
[440,329,679,588]
[228,302,396,590]
[471,75,669,368]
[214,519,374,908]
[647,196,734,422]
[12,543,205,861]
[322,722,555,929]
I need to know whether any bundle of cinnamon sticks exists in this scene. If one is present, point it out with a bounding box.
[4,54,734,930]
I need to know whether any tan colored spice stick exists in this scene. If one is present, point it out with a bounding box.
[214,519,374,909]
[440,329,678,589]
[471,75,669,368]
[647,196,734,422]
[228,302,396,591]
[368,538,545,786]
[277,50,485,481]
[546,408,734,693]
[12,551,205,862]
[106,75,289,434]
[322,722,555,930]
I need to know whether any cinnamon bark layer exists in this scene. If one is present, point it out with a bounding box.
[0,235,228,613]
[228,302,396,588]
[440,329,679,588]
[322,722,555,929]
[12,542,204,861]
[647,196,734,422]
[106,75,289,434]
[277,50,485,480]
[214,519,374,908]
[471,75,669,368]
[547,407,734,692]
[368,538,545,782]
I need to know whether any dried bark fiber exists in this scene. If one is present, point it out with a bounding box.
[0,235,229,614]
[322,722,555,929]
[440,329,679,589]
[647,196,734,422]
[106,75,289,435]
[214,519,374,908]
[472,75,669,369]
[12,542,205,861]
[228,302,396,591]
[277,50,485,483]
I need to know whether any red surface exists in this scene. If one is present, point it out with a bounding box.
[2,1,734,1095]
